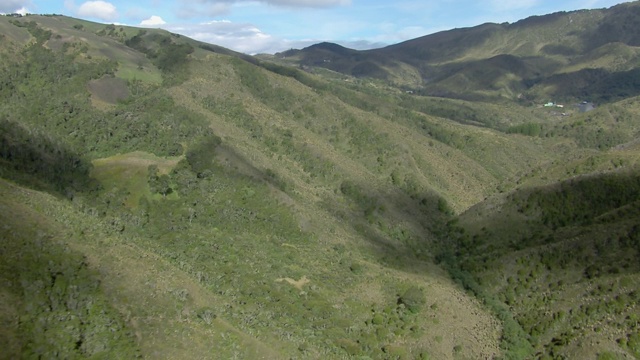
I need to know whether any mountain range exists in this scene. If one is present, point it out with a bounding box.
[272,1,640,104]
[1,2,639,359]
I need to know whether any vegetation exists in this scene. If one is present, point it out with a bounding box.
[1,7,640,359]
[441,170,640,358]
[273,1,640,104]
[507,122,542,136]
[0,180,140,358]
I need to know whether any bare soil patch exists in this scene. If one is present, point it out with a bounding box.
[275,276,310,291]
[88,76,129,105]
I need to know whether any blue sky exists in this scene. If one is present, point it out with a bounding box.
[0,0,631,54]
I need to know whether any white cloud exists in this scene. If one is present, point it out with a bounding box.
[263,0,350,7]
[0,0,31,13]
[489,0,539,11]
[140,15,166,26]
[163,18,383,55]
[184,0,349,8]
[176,0,349,18]
[167,20,280,54]
[336,40,387,50]
[15,5,29,14]
[77,1,118,21]
[64,0,75,11]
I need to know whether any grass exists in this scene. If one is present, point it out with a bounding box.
[2,11,640,360]
[0,178,283,359]
[116,63,162,84]
[91,151,182,208]
[0,16,32,44]
[445,169,640,357]
[0,179,140,359]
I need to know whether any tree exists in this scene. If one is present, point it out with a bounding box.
[148,164,159,190]
[148,165,173,197]
[157,174,173,198]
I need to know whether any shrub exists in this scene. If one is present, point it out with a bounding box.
[397,286,425,313]
[349,262,363,274]
[507,122,542,136]
[197,307,216,325]
[336,338,360,356]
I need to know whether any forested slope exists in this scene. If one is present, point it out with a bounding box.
[1,12,639,359]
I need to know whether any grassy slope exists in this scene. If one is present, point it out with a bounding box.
[165,34,639,359]
[0,15,508,359]
[0,177,283,359]
[2,12,640,359]
[158,54,507,358]
[445,106,640,357]
[449,170,640,358]
[0,179,140,359]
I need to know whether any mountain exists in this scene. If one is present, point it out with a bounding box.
[1,9,639,360]
[441,169,640,359]
[274,2,640,103]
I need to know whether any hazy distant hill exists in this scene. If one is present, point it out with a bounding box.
[275,2,640,103]
[1,9,639,360]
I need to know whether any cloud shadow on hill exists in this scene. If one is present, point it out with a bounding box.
[0,119,97,198]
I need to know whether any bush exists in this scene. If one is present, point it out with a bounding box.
[154,43,194,72]
[507,122,542,136]
[397,286,425,313]
[197,308,216,325]
[336,338,360,356]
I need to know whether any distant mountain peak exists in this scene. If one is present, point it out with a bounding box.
[283,3,640,103]
[305,41,356,55]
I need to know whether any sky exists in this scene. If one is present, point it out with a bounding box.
[0,0,632,54]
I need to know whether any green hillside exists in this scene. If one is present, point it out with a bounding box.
[1,10,639,360]
[275,2,640,104]
[445,169,640,359]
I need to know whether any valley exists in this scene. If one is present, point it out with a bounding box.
[1,4,639,359]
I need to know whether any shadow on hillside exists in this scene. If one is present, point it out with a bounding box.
[335,168,640,278]
[452,170,640,277]
[203,139,450,274]
[319,181,453,274]
[581,2,640,50]
[538,68,640,104]
[209,142,291,193]
[0,119,96,198]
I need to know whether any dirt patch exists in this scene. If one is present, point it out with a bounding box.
[275,276,310,291]
[88,76,129,106]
